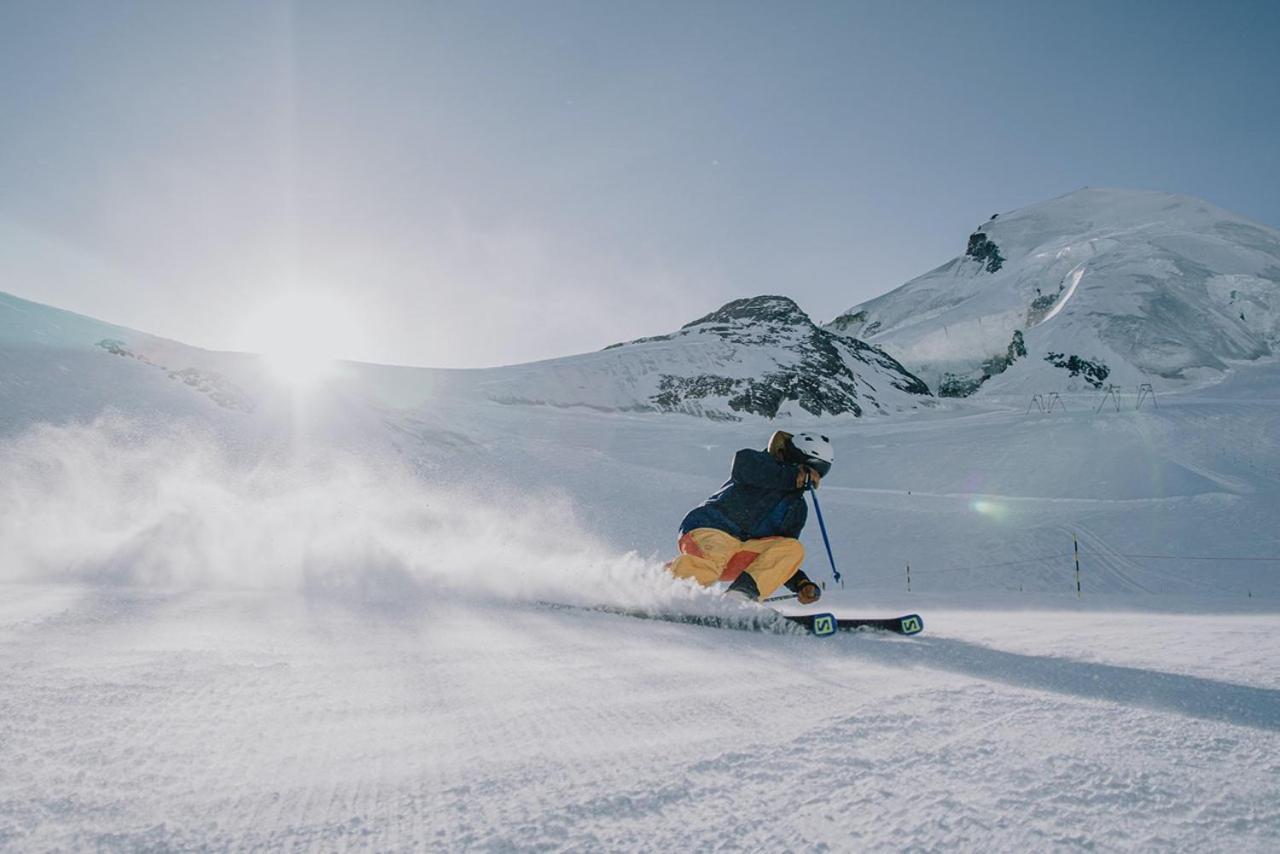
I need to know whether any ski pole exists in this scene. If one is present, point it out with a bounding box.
[807,483,843,587]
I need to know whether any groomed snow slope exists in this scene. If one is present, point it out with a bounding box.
[2,291,1280,849]
[3,586,1277,850]
[827,188,1280,397]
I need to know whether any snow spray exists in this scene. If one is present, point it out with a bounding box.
[0,415,674,609]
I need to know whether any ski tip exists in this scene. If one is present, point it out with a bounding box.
[899,614,924,635]
[809,613,838,637]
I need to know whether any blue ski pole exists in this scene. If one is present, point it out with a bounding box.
[807,483,843,587]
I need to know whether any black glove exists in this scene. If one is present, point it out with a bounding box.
[797,581,822,605]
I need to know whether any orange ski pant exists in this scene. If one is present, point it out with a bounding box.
[668,528,804,599]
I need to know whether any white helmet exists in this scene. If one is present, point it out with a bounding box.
[790,432,834,476]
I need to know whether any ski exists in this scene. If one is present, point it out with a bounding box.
[540,602,923,638]
[784,612,924,637]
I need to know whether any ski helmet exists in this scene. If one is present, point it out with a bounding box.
[789,432,834,477]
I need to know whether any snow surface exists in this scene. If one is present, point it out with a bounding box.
[2,287,1280,850]
[3,587,1277,850]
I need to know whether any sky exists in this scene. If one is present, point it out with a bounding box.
[1,1,1278,369]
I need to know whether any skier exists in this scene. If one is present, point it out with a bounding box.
[669,431,833,603]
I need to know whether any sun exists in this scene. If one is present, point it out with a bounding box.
[242,293,354,387]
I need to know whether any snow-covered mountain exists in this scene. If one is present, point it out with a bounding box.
[827,188,1280,396]
[434,295,931,419]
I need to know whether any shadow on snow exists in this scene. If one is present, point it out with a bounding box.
[845,635,1280,732]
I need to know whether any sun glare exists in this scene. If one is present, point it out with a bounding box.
[243,293,353,387]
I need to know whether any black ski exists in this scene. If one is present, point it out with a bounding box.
[541,602,923,638]
[784,612,923,637]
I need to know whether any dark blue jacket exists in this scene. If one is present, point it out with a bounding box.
[680,449,808,541]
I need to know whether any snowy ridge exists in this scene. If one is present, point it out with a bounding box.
[1,290,929,424]
[827,188,1280,397]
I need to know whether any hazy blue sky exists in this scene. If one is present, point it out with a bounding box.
[2,1,1277,367]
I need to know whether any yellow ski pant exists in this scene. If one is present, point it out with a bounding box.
[668,528,804,599]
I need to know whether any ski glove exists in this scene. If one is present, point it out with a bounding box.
[797,581,821,605]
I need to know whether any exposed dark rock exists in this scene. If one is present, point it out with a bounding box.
[1044,352,1110,388]
[1028,287,1062,325]
[966,231,1005,273]
[847,337,931,395]
[96,338,154,364]
[652,374,737,410]
[938,373,986,398]
[1008,329,1027,360]
[935,330,1027,398]
[826,309,883,339]
[1030,292,1058,310]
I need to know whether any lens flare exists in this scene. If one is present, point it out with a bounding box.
[971,498,1009,521]
[242,292,356,387]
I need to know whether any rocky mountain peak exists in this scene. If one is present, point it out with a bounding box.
[682,295,811,329]
[588,293,931,419]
